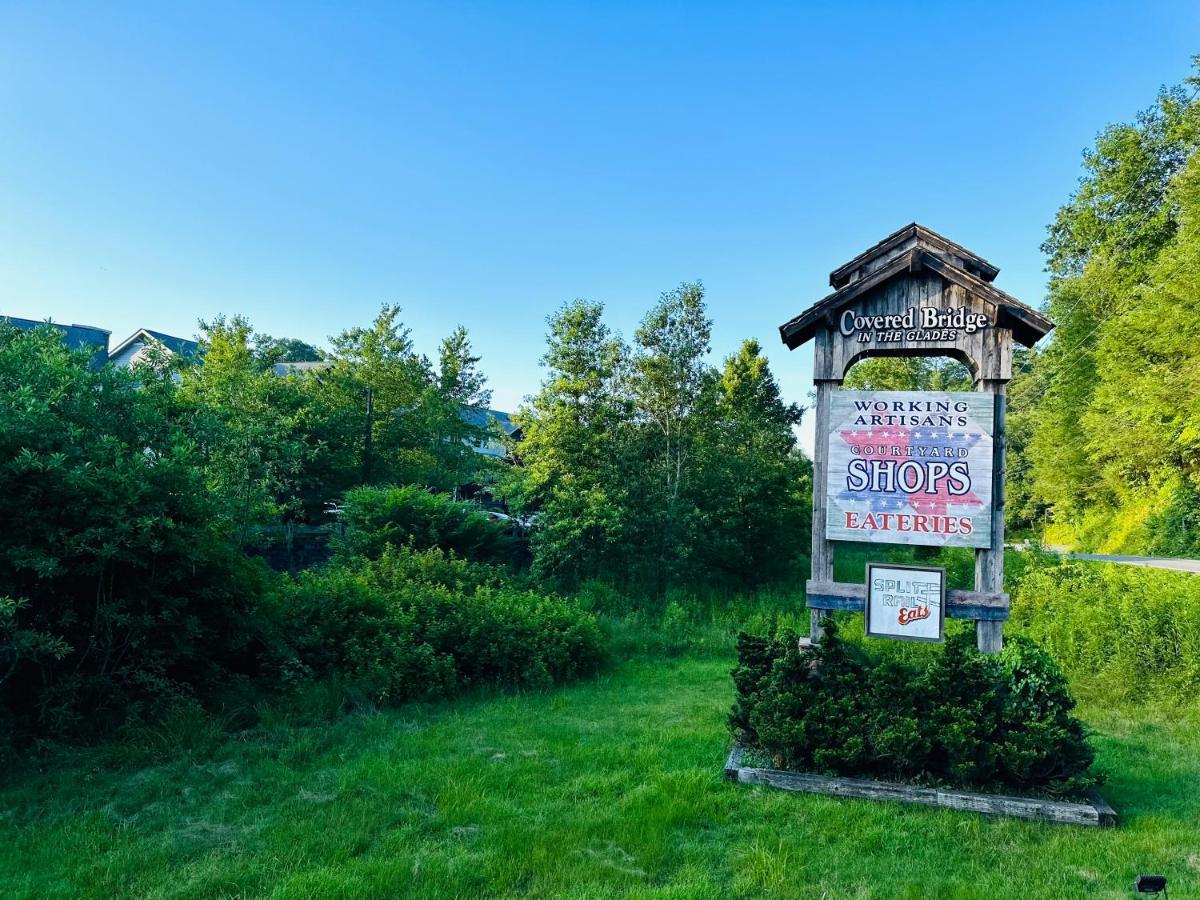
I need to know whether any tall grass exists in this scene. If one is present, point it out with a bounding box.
[1011,560,1200,699]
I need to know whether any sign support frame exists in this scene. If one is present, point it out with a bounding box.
[783,224,1054,654]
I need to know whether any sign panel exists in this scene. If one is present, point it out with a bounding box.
[838,304,993,346]
[825,390,994,548]
[866,563,945,642]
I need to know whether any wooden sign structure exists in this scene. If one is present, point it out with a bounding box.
[779,224,1054,652]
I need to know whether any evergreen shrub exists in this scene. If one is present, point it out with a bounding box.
[730,620,1098,796]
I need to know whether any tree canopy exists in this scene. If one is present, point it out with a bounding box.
[1009,62,1200,552]
[514,285,811,591]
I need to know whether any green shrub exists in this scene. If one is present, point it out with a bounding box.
[268,548,604,704]
[1011,559,1200,698]
[994,637,1095,791]
[0,325,274,742]
[731,620,1098,796]
[336,485,516,564]
[728,631,789,748]
[575,580,641,617]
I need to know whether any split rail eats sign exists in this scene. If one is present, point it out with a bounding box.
[825,390,994,549]
[866,563,945,642]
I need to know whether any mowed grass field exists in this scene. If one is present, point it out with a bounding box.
[2,655,1198,898]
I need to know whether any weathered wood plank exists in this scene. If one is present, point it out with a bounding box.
[804,580,1010,621]
[935,789,1103,826]
[975,620,1004,650]
[809,364,836,644]
[723,745,744,781]
[725,746,1116,827]
[974,380,1007,652]
[1087,789,1119,828]
[737,767,939,807]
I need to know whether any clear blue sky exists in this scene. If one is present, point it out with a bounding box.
[2,2,1197,451]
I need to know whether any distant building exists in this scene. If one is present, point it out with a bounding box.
[1,315,111,368]
[461,407,522,459]
[108,328,201,369]
[270,360,331,377]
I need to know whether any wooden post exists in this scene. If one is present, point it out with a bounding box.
[974,380,1006,653]
[810,331,838,644]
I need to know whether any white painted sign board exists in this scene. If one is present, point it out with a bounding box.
[825,390,994,548]
[866,563,945,642]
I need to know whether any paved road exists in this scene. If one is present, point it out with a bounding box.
[1042,546,1200,574]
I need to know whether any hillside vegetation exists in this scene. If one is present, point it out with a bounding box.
[1012,63,1200,553]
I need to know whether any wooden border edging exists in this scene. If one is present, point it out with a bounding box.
[724,745,1116,827]
[805,579,1011,622]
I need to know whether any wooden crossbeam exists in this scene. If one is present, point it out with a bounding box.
[805,579,1010,622]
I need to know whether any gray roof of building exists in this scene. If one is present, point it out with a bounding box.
[460,407,520,435]
[2,316,111,366]
[271,360,332,376]
[110,328,200,360]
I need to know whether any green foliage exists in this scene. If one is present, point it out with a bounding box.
[216,305,501,517]
[0,323,272,740]
[1146,478,1200,556]
[336,484,516,564]
[1011,558,1200,698]
[267,548,604,705]
[251,334,324,368]
[995,637,1096,790]
[733,620,1098,795]
[843,355,973,392]
[313,304,496,493]
[513,298,635,585]
[691,339,812,587]
[178,315,315,536]
[1011,62,1200,544]
[515,289,811,593]
[728,631,789,746]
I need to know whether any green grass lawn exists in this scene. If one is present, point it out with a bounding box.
[2,655,1198,899]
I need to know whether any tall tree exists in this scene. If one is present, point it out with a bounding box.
[515,300,633,585]
[629,281,712,586]
[692,339,811,585]
[515,288,813,593]
[1012,63,1200,547]
[177,316,311,539]
[323,304,436,487]
[423,326,496,494]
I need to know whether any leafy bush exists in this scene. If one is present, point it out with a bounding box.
[1011,559,1200,698]
[336,485,516,564]
[730,620,1098,796]
[0,325,272,741]
[1145,478,1200,557]
[267,547,604,704]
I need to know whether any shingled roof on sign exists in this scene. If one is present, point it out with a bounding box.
[827,222,1000,288]
[779,223,1053,350]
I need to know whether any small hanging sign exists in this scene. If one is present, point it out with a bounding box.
[865,563,945,642]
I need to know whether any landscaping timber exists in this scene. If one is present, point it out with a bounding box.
[723,745,1117,828]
